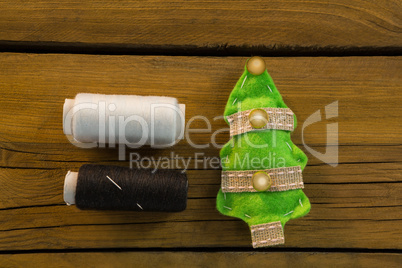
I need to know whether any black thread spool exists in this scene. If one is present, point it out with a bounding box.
[63,164,188,212]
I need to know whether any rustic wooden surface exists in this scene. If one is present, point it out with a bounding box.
[2,252,401,268]
[0,54,400,265]
[0,0,401,266]
[0,0,401,50]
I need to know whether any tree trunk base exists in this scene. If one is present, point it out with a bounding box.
[250,221,285,248]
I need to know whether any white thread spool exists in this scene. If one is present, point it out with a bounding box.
[64,171,78,205]
[63,93,185,146]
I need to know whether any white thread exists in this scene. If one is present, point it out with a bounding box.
[286,142,293,151]
[256,238,281,244]
[223,206,232,210]
[63,93,185,146]
[224,192,226,200]
[232,98,237,105]
[299,199,303,207]
[284,211,294,216]
[137,203,144,210]
[241,75,247,88]
[237,101,242,112]
[267,84,273,93]
[106,175,122,190]
[63,171,78,205]
[244,214,251,218]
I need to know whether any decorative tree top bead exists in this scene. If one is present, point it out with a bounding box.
[246,56,266,75]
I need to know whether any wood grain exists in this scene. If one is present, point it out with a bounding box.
[2,252,402,268]
[0,1,401,49]
[0,165,401,209]
[0,217,400,250]
[0,54,400,148]
[0,168,400,250]
[1,143,401,170]
[0,0,400,263]
[0,53,400,252]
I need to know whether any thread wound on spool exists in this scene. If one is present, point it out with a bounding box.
[75,164,188,212]
[63,93,185,146]
[64,171,78,205]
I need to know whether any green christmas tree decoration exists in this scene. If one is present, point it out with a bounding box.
[216,57,311,248]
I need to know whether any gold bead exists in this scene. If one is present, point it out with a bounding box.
[246,56,266,75]
[249,109,269,129]
[252,171,272,192]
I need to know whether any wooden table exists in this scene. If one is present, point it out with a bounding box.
[0,1,401,267]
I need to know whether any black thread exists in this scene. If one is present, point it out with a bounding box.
[75,164,188,212]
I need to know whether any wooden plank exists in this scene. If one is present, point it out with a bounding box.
[0,1,400,49]
[0,168,400,250]
[1,252,401,268]
[0,54,400,251]
[1,143,401,169]
[0,219,400,250]
[0,166,401,209]
[1,197,399,230]
[0,54,400,148]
